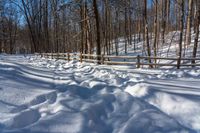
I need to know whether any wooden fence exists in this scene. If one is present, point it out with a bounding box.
[37,53,200,68]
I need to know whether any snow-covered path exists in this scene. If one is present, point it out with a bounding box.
[0,55,199,133]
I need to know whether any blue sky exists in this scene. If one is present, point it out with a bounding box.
[148,0,153,7]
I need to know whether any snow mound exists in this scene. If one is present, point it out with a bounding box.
[148,92,200,131]
[0,55,198,133]
[125,83,149,97]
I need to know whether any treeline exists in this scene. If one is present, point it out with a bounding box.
[0,0,199,62]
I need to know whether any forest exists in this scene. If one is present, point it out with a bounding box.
[0,0,199,61]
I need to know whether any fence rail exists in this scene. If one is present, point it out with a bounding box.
[37,53,200,69]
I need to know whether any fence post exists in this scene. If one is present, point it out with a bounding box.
[101,54,104,64]
[57,53,59,59]
[177,56,181,69]
[74,53,77,60]
[80,53,83,63]
[67,53,70,62]
[63,53,66,60]
[137,55,140,68]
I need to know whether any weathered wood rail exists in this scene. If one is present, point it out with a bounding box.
[36,53,200,68]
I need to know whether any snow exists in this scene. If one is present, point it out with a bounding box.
[107,28,200,69]
[0,54,199,133]
[125,83,149,97]
[1,24,200,133]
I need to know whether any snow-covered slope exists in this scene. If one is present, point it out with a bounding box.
[0,54,199,133]
[105,29,200,69]
[112,30,200,57]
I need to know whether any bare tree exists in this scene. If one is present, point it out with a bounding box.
[192,0,200,64]
[185,0,193,46]
[93,0,101,63]
[153,0,158,65]
[144,0,152,67]
[177,0,184,69]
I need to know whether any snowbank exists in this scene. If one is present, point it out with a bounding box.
[0,54,199,133]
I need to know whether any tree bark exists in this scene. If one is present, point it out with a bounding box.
[144,0,152,68]
[153,0,158,66]
[177,0,184,69]
[93,0,101,63]
[185,0,193,46]
[192,0,200,64]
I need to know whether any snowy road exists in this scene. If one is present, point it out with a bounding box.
[0,55,200,133]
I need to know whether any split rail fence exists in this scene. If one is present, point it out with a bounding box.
[37,53,200,68]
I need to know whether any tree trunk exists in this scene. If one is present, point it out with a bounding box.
[162,0,167,44]
[185,0,193,46]
[177,0,184,69]
[93,0,101,63]
[192,0,200,64]
[144,0,152,68]
[153,0,158,66]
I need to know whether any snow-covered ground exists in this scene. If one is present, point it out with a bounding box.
[0,54,200,133]
[114,30,200,57]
